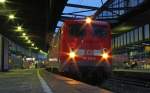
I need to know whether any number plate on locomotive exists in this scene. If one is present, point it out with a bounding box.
[77,49,101,56]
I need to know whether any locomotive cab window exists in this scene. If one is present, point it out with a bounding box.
[93,25,107,37]
[69,24,85,37]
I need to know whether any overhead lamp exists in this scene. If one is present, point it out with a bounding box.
[17,26,22,30]
[25,36,29,40]
[0,0,6,3]
[113,25,132,32]
[40,50,43,53]
[22,33,26,36]
[8,14,15,20]
[27,40,31,43]
[35,47,38,50]
[39,50,47,55]
[31,43,34,47]
[16,26,23,32]
[119,27,131,31]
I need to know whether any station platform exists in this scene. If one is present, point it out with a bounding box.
[113,69,150,80]
[0,69,43,93]
[113,69,150,73]
[0,69,112,93]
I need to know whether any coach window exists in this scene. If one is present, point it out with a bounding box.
[127,32,130,44]
[123,33,127,45]
[134,28,139,42]
[120,36,122,46]
[115,37,118,48]
[114,37,116,48]
[138,27,143,41]
[0,34,2,68]
[69,24,85,37]
[114,38,116,48]
[112,38,114,48]
[112,38,113,48]
[119,36,122,47]
[130,31,134,43]
[117,36,120,47]
[144,24,150,39]
[122,34,125,46]
[120,35,124,46]
[117,37,119,48]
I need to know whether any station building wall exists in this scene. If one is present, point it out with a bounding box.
[112,24,150,69]
[0,33,44,71]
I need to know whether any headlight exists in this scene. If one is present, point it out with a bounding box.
[85,17,92,24]
[69,51,76,59]
[102,53,109,59]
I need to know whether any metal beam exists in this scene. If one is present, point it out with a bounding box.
[107,10,121,16]
[108,7,133,11]
[0,9,16,15]
[61,16,118,22]
[56,26,61,28]
[61,16,83,21]
[93,0,113,18]
[62,13,86,17]
[62,9,95,15]
[66,3,99,10]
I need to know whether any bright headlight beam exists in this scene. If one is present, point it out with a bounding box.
[102,53,109,59]
[69,51,76,59]
[86,17,92,24]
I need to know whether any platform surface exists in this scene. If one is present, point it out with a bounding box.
[0,69,43,93]
[0,69,112,93]
[42,70,112,93]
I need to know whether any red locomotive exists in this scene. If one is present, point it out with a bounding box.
[49,17,112,82]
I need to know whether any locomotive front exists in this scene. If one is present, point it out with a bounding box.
[59,18,112,81]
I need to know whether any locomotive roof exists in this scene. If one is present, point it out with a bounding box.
[64,19,110,26]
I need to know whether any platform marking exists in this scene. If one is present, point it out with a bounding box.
[37,70,53,93]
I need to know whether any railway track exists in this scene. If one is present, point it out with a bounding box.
[66,72,150,93]
[101,75,150,93]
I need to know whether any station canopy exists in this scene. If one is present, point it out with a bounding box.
[55,0,107,32]
[55,0,145,34]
